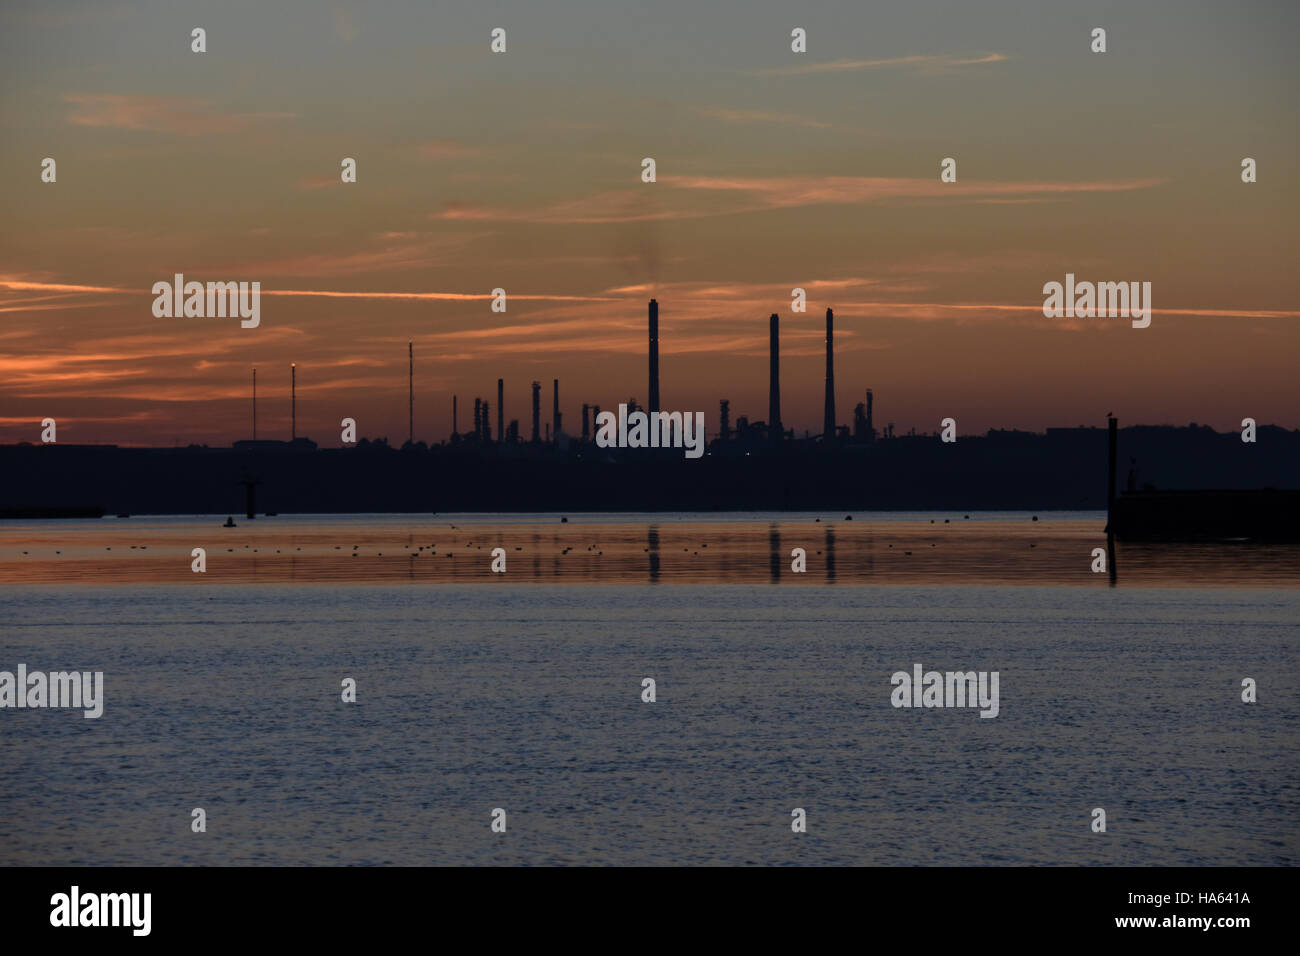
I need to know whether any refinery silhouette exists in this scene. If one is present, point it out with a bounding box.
[3,299,1299,532]
[234,300,959,452]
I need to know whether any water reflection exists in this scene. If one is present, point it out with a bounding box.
[1,517,1296,588]
[768,523,781,583]
[825,525,836,582]
[648,525,660,583]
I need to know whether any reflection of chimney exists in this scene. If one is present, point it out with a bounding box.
[823,308,835,441]
[768,314,781,440]
[497,378,504,445]
[531,382,541,443]
[553,379,561,442]
[648,299,660,414]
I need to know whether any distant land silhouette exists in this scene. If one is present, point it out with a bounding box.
[2,423,1297,517]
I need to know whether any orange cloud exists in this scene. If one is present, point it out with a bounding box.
[0,277,610,310]
[667,174,1164,207]
[762,52,1009,76]
[416,139,478,160]
[433,175,1164,224]
[296,175,342,190]
[63,93,295,135]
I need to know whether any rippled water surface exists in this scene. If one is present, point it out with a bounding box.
[2,574,1296,865]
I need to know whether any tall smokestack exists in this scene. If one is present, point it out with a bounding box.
[531,381,541,443]
[720,399,730,442]
[482,401,491,442]
[648,299,660,414]
[823,308,835,441]
[291,363,297,441]
[768,314,781,441]
[408,342,413,446]
[553,379,561,442]
[866,388,874,441]
[474,398,481,440]
[497,378,504,445]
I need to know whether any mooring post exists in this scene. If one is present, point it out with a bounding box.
[1106,415,1117,532]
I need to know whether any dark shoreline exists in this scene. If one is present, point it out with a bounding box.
[3,423,1297,525]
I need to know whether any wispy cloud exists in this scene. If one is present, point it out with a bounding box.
[296,175,342,190]
[0,277,129,294]
[0,277,615,314]
[762,52,1008,77]
[63,93,295,135]
[434,175,1164,224]
[436,191,674,224]
[235,234,483,278]
[694,106,830,129]
[416,139,479,160]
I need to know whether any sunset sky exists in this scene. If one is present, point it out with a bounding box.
[1,0,1297,446]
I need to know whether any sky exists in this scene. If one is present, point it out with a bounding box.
[1,0,1297,446]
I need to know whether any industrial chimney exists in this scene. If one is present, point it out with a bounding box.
[648,299,660,414]
[531,382,541,443]
[497,378,504,445]
[823,308,836,441]
[553,379,561,442]
[768,314,781,441]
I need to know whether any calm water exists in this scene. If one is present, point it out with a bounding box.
[1,514,1297,865]
[3,511,1298,586]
